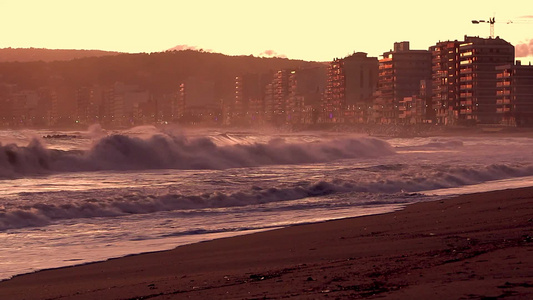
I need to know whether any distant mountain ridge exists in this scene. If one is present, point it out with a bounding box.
[0,48,121,62]
[0,49,326,111]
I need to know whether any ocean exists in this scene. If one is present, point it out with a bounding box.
[1,125,533,280]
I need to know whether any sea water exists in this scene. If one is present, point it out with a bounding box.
[1,125,533,280]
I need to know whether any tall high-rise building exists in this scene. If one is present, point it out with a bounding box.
[233,73,271,125]
[76,86,98,125]
[287,67,325,124]
[458,36,514,124]
[36,87,57,127]
[255,71,290,125]
[324,58,345,122]
[324,52,378,123]
[271,70,290,124]
[176,83,186,119]
[496,61,533,126]
[374,42,431,124]
[431,40,462,125]
[100,86,115,126]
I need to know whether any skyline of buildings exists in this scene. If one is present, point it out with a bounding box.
[0,34,532,129]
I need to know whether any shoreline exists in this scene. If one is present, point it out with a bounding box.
[0,203,406,283]
[1,187,531,299]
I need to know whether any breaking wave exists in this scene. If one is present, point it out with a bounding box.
[2,161,532,231]
[0,134,395,178]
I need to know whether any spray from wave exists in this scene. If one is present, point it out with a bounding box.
[0,132,395,177]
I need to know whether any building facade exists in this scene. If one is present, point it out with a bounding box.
[496,62,533,126]
[458,36,514,124]
[374,42,432,124]
[324,58,345,122]
[431,40,462,125]
[324,52,378,123]
[287,67,325,125]
[232,73,272,126]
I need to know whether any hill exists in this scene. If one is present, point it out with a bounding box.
[0,48,121,62]
[0,49,326,98]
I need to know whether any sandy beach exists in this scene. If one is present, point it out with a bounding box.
[1,187,531,299]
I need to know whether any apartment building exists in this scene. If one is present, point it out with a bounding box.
[458,36,514,124]
[431,40,462,125]
[257,68,326,126]
[374,42,431,124]
[496,61,533,126]
[175,83,186,120]
[323,58,345,122]
[324,52,378,123]
[233,73,271,125]
[76,86,101,125]
[287,67,325,124]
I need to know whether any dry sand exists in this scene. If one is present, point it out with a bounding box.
[0,187,531,299]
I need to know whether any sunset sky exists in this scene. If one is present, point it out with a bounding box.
[1,0,532,62]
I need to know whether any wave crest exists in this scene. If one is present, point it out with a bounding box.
[0,134,395,177]
[2,161,532,231]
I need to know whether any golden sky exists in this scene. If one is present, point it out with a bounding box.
[1,0,532,62]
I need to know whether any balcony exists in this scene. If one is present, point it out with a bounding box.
[496,90,511,96]
[496,73,511,79]
[496,107,511,113]
[496,98,512,105]
[496,81,511,87]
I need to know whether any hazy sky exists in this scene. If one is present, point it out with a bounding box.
[1,0,532,62]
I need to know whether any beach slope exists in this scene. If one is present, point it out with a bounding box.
[1,188,532,299]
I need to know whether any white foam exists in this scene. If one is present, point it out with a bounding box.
[0,133,395,176]
[2,159,533,231]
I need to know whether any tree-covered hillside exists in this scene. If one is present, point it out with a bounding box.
[0,49,325,100]
[0,48,120,63]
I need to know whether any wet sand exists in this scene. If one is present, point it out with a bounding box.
[1,187,532,299]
